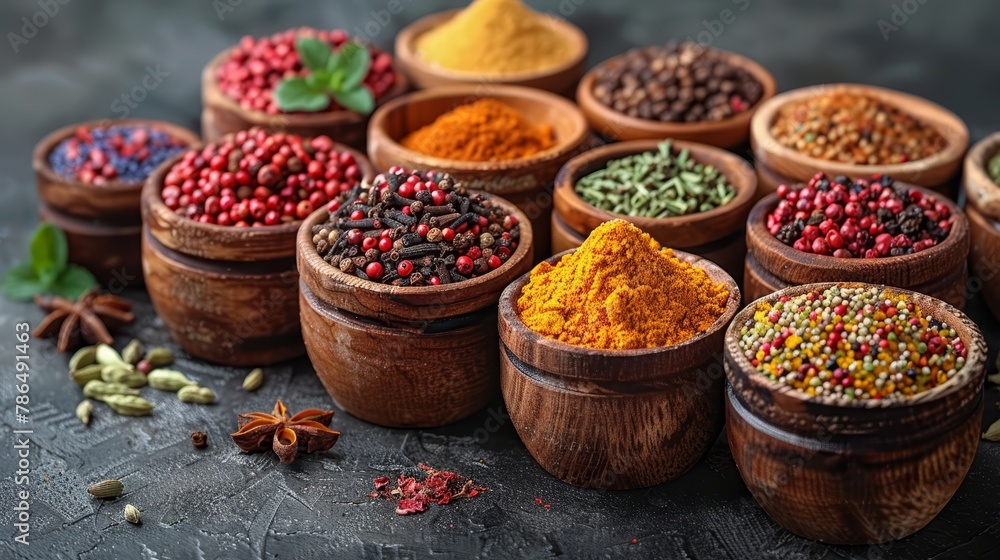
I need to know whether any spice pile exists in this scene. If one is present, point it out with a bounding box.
[575,140,736,218]
[402,99,555,162]
[311,167,521,285]
[216,28,396,114]
[767,173,953,258]
[161,127,363,226]
[770,91,947,165]
[517,219,728,350]
[739,285,967,403]
[416,0,573,75]
[49,125,187,185]
[370,464,484,516]
[591,42,764,123]
[989,151,1000,186]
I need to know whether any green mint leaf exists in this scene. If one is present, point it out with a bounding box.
[332,85,375,115]
[30,222,68,287]
[337,41,371,90]
[274,77,331,112]
[296,37,333,72]
[49,265,97,300]
[327,70,345,91]
[2,263,44,302]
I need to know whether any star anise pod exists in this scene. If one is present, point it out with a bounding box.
[230,400,340,463]
[33,290,134,352]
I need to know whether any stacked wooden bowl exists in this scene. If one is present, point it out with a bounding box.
[963,131,1000,319]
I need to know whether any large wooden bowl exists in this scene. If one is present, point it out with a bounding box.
[141,147,374,366]
[368,85,590,259]
[33,119,201,285]
[499,249,741,489]
[551,139,756,283]
[750,83,969,197]
[725,282,986,544]
[966,205,1000,320]
[201,46,409,149]
[962,131,1000,220]
[394,9,588,96]
[744,188,970,309]
[575,47,777,148]
[298,195,533,428]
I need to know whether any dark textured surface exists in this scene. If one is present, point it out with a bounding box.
[2,0,1000,558]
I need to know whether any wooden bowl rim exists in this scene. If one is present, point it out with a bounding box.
[367,84,590,172]
[499,248,741,361]
[33,118,201,194]
[553,138,757,232]
[201,41,410,127]
[297,190,534,298]
[963,131,1000,217]
[575,46,778,137]
[724,282,986,409]
[747,186,968,275]
[394,8,589,83]
[750,83,969,178]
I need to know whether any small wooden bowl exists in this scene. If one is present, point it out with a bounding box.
[394,9,588,96]
[750,83,969,197]
[200,46,409,150]
[725,282,986,544]
[966,205,1000,320]
[33,119,201,285]
[368,85,590,258]
[498,249,741,489]
[298,196,533,428]
[575,47,777,148]
[962,131,1000,220]
[141,147,374,366]
[551,139,756,283]
[744,188,970,309]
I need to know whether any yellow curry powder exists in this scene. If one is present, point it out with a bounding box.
[415,0,574,75]
[517,220,730,350]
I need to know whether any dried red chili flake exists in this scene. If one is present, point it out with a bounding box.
[370,464,484,516]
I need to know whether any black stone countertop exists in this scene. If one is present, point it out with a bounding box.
[1,1,999,558]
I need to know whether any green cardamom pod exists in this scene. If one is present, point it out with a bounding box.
[124,504,141,524]
[103,394,155,416]
[83,380,140,401]
[96,344,125,366]
[76,400,93,426]
[147,369,196,392]
[242,368,264,392]
[178,385,216,405]
[88,479,124,499]
[69,345,97,372]
[145,347,175,368]
[71,364,105,387]
[101,364,148,388]
[121,339,145,365]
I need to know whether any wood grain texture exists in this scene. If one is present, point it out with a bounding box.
[394,9,588,96]
[963,131,1000,219]
[724,282,987,544]
[39,202,143,286]
[966,204,1000,320]
[750,83,969,192]
[743,190,970,309]
[200,44,410,149]
[575,48,777,147]
[498,249,741,489]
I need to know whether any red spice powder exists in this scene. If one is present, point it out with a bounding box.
[369,464,484,516]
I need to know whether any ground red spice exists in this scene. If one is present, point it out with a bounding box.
[369,464,484,516]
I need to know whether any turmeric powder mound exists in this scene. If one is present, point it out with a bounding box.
[516,220,730,350]
[401,99,554,162]
[415,0,574,75]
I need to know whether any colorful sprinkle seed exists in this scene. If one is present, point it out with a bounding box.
[739,285,966,403]
[49,125,187,185]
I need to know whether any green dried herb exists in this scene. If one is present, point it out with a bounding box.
[274,38,374,115]
[2,222,96,302]
[83,380,140,400]
[101,364,147,388]
[988,152,1000,186]
[69,345,97,372]
[121,339,144,365]
[76,400,93,426]
[87,479,124,499]
[96,344,125,366]
[145,347,175,368]
[103,395,154,416]
[242,368,264,392]
[148,369,196,392]
[71,364,104,387]
[178,385,216,405]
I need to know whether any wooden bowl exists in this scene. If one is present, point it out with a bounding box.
[551,139,756,283]
[368,85,590,259]
[725,282,986,544]
[750,83,969,197]
[966,205,1000,320]
[962,131,1000,220]
[140,147,374,366]
[33,119,201,285]
[200,46,409,150]
[394,9,588,96]
[575,47,777,148]
[498,249,741,489]
[298,195,533,428]
[744,188,970,309]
